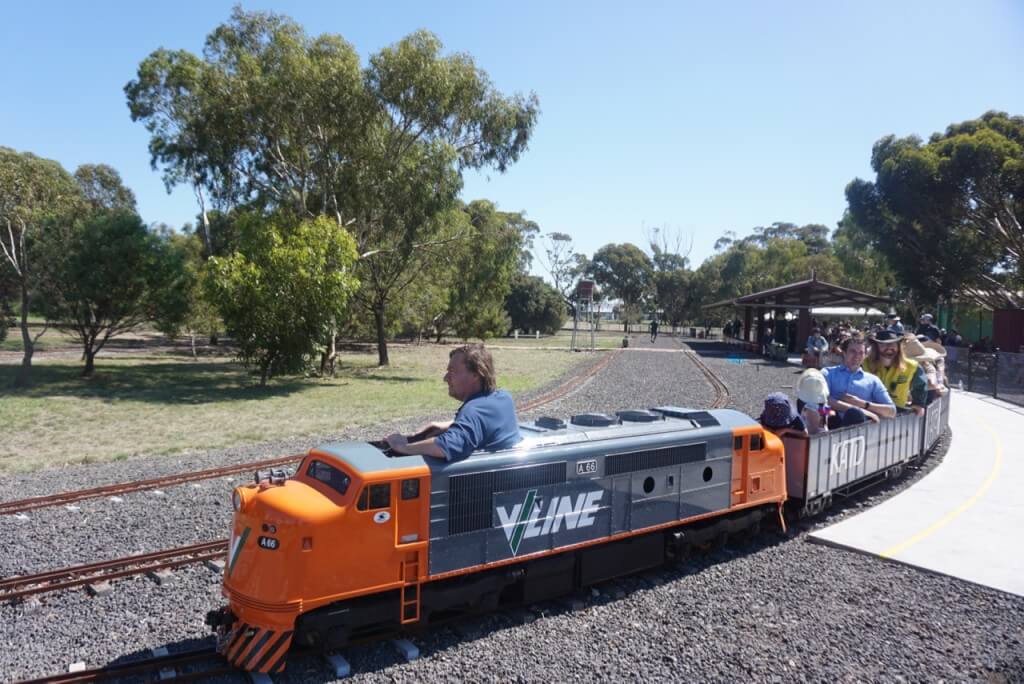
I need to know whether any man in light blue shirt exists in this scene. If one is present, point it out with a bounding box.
[821,332,896,428]
[386,344,522,461]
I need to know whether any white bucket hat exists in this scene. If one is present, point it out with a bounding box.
[796,368,829,406]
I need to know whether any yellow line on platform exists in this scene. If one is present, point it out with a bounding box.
[879,421,1003,559]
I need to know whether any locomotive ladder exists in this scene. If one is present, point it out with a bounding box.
[400,551,421,624]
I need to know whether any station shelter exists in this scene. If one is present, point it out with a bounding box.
[704,274,893,352]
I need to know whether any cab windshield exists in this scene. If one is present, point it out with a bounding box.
[305,459,352,497]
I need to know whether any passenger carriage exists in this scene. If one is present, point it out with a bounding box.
[782,393,951,516]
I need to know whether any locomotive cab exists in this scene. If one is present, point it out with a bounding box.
[213,444,430,674]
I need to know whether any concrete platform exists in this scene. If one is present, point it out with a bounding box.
[810,390,1023,597]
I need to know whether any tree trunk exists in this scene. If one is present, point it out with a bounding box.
[14,283,33,388]
[320,328,337,376]
[195,183,213,257]
[375,306,389,366]
[82,349,96,378]
[190,333,196,359]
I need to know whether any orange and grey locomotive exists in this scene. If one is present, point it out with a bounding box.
[206,407,787,674]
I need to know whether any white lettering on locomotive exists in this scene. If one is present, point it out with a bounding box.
[830,435,866,475]
[496,489,604,555]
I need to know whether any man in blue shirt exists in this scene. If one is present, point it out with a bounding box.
[386,343,522,461]
[821,332,896,428]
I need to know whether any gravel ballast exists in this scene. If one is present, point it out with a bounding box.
[2,335,1021,683]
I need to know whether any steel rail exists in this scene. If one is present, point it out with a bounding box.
[675,342,731,408]
[517,348,619,413]
[0,455,300,516]
[1,540,228,602]
[15,646,231,683]
[1,350,620,517]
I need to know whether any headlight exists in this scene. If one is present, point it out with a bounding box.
[232,489,243,512]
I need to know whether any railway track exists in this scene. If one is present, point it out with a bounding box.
[676,341,731,408]
[0,455,300,517]
[0,350,620,518]
[17,645,231,683]
[1,540,227,602]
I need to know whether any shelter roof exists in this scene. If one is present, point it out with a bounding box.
[704,276,892,311]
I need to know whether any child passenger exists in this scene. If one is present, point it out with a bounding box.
[758,392,806,438]
[795,368,831,435]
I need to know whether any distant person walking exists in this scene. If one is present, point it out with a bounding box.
[649,318,659,343]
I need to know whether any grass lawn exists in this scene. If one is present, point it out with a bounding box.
[0,326,80,353]
[0,345,589,473]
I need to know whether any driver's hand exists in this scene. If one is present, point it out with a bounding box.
[386,433,409,451]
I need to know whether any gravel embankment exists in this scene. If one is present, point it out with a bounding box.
[2,335,1021,683]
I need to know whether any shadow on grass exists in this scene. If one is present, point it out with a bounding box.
[0,361,427,405]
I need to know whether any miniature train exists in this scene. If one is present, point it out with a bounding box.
[206,396,950,674]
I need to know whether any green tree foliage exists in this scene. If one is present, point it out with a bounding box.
[653,269,691,328]
[203,215,358,385]
[34,210,184,377]
[692,224,856,324]
[505,273,565,335]
[747,222,830,255]
[0,147,83,387]
[831,211,898,296]
[646,225,692,327]
[588,243,654,333]
[846,111,1024,309]
[126,9,539,366]
[537,232,588,307]
[435,200,524,340]
[152,229,222,355]
[73,164,138,212]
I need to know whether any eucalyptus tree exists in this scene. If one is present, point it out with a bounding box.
[846,110,1024,309]
[126,9,539,366]
[0,147,83,387]
[34,210,185,377]
[350,31,538,363]
[505,273,565,335]
[536,231,588,308]
[434,200,525,340]
[203,215,359,385]
[588,243,654,333]
[126,8,366,254]
[73,164,137,212]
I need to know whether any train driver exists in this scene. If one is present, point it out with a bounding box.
[821,332,897,428]
[385,343,522,461]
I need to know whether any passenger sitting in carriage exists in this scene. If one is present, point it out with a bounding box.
[758,392,807,438]
[821,332,897,428]
[863,330,927,416]
[795,368,831,435]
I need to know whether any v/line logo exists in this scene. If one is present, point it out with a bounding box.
[497,489,604,556]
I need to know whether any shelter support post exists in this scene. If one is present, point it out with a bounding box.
[798,288,811,350]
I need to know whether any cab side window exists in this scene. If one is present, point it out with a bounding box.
[357,483,391,511]
[306,460,351,496]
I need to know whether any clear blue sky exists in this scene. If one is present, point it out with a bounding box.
[2,1,1022,273]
